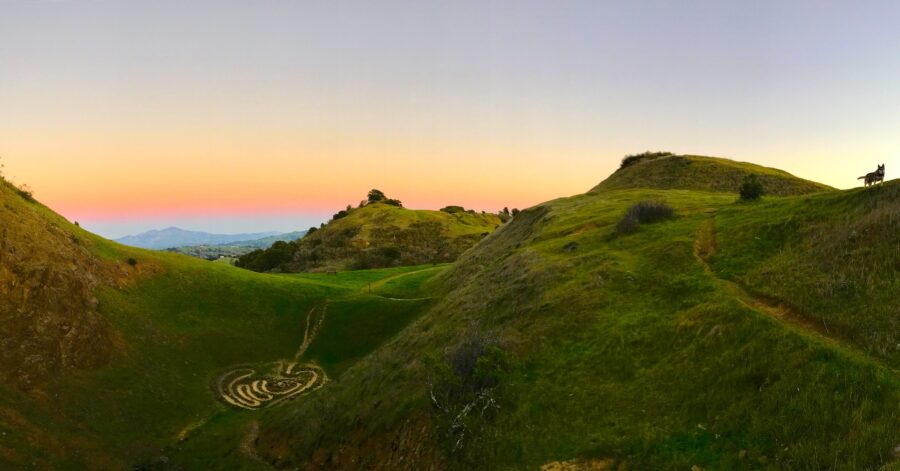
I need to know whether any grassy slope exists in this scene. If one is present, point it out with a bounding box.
[323,203,501,239]
[591,154,833,196]
[238,202,502,272]
[0,178,443,468]
[259,175,898,469]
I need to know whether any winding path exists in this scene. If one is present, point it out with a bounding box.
[693,217,898,374]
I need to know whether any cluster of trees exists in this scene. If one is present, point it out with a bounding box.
[366,189,402,207]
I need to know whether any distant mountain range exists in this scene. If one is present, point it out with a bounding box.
[167,231,307,260]
[114,227,284,250]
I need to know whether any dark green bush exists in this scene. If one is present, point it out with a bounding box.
[739,174,765,201]
[620,151,674,169]
[16,184,34,202]
[441,205,466,214]
[615,200,674,235]
[127,257,138,266]
[367,189,386,203]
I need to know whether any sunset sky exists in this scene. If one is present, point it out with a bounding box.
[2,1,899,238]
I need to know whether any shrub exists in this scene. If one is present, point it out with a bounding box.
[17,184,34,202]
[441,205,466,214]
[127,258,138,266]
[739,174,765,201]
[620,151,674,169]
[383,198,403,207]
[427,327,509,452]
[615,200,674,235]
[367,189,386,203]
[331,209,349,221]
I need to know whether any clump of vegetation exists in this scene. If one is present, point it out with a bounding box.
[441,205,466,214]
[615,200,674,235]
[739,173,765,201]
[367,189,386,204]
[383,198,403,207]
[16,183,34,202]
[235,240,295,272]
[428,328,509,453]
[498,207,519,222]
[127,257,138,266]
[619,151,674,169]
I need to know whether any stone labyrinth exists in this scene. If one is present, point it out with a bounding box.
[216,302,329,410]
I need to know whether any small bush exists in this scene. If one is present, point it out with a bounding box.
[127,258,138,266]
[620,151,674,169]
[17,184,34,202]
[615,200,674,235]
[441,205,466,214]
[383,198,403,207]
[739,174,765,201]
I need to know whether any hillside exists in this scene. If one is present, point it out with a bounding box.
[254,159,898,470]
[591,153,833,196]
[116,227,281,250]
[237,195,502,272]
[0,179,440,468]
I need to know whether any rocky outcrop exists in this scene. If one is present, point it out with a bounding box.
[0,182,141,387]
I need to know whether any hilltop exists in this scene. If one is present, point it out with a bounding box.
[237,191,503,272]
[592,152,833,195]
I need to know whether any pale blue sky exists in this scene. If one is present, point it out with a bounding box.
[2,1,898,237]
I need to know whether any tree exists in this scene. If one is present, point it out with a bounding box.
[739,174,765,201]
[367,189,386,204]
[511,208,520,217]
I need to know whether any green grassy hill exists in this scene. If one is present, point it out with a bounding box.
[237,198,502,272]
[255,158,898,470]
[2,157,897,470]
[0,178,441,468]
[592,153,833,196]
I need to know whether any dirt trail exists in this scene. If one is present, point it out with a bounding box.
[693,218,897,374]
[240,420,264,463]
[363,266,443,294]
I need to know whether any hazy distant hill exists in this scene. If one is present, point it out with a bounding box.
[167,230,307,260]
[114,227,281,250]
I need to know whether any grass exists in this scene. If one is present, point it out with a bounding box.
[0,204,442,469]
[259,183,898,470]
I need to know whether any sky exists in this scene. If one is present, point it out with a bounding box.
[1,0,899,238]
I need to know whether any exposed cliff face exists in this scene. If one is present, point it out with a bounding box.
[0,179,151,388]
